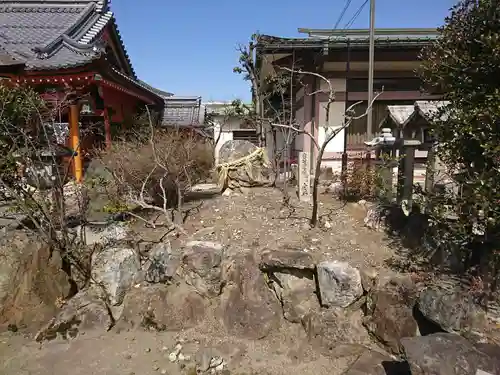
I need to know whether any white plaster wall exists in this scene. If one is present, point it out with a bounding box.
[294,106,305,152]
[317,101,346,153]
[214,129,233,164]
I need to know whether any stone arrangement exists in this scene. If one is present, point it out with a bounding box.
[1,228,499,375]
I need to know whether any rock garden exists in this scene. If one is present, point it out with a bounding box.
[0,186,499,375]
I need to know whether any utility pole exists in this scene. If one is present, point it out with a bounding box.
[367,0,376,138]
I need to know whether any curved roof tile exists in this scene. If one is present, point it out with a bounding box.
[0,0,135,78]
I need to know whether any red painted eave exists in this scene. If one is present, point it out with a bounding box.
[3,70,161,105]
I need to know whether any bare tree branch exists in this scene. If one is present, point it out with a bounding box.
[270,64,384,226]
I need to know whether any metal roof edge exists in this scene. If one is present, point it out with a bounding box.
[298,27,439,36]
[257,33,436,52]
[165,95,202,101]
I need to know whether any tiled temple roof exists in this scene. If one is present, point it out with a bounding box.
[0,0,134,77]
[0,1,167,102]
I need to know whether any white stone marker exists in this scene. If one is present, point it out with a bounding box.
[298,151,311,202]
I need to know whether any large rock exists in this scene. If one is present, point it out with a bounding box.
[259,250,318,323]
[364,272,418,354]
[117,283,206,331]
[418,285,487,334]
[345,350,410,375]
[0,238,73,333]
[0,231,39,304]
[360,267,378,293]
[219,140,258,164]
[91,247,140,306]
[34,288,113,342]
[317,261,363,308]
[180,241,224,297]
[220,251,281,339]
[364,205,387,232]
[271,270,319,323]
[143,242,179,284]
[82,222,131,247]
[301,308,373,358]
[218,140,271,190]
[401,333,500,375]
[259,250,315,271]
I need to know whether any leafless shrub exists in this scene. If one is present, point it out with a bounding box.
[0,83,93,289]
[98,115,213,232]
[338,160,380,202]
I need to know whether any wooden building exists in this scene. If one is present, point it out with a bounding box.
[0,0,165,181]
[255,28,442,170]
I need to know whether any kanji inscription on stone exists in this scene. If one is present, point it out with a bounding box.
[298,151,311,201]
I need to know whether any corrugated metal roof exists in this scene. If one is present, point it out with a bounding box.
[258,28,438,50]
[298,28,438,40]
[163,96,202,127]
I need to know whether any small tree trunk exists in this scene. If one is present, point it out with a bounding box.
[272,128,278,187]
[174,181,183,226]
[310,145,326,227]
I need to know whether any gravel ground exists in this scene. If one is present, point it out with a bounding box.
[0,186,397,375]
[180,187,394,271]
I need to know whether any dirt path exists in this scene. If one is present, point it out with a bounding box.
[1,325,358,375]
[0,188,396,375]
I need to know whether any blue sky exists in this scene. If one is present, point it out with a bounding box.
[112,0,457,102]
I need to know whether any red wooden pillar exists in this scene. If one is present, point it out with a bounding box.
[69,103,83,183]
[104,107,112,150]
[100,84,112,150]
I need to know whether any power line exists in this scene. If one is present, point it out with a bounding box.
[333,0,353,30]
[343,0,369,30]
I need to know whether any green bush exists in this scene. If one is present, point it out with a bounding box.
[419,0,500,288]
